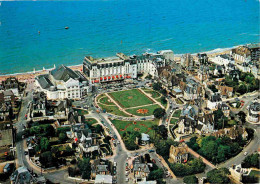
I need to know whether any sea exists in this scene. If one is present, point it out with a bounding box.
[0,0,259,75]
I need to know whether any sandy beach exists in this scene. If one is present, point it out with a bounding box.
[0,64,83,83]
[0,45,236,83]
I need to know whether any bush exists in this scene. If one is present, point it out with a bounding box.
[242,153,259,169]
[183,175,198,184]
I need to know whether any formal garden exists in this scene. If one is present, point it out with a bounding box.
[96,88,167,117]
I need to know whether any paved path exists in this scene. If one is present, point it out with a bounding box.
[138,88,165,109]
[187,147,216,169]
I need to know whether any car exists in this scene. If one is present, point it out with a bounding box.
[148,150,155,153]
[244,152,248,156]
[125,177,129,182]
[135,153,139,156]
[140,118,146,120]
[24,151,28,155]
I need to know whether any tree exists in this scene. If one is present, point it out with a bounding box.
[160,88,167,96]
[160,96,167,104]
[95,124,103,134]
[153,108,166,119]
[242,153,259,168]
[148,168,164,180]
[153,83,162,91]
[78,158,91,180]
[39,151,55,168]
[237,111,246,124]
[183,175,198,184]
[207,168,230,184]
[59,133,67,143]
[158,125,168,139]
[237,83,247,94]
[40,137,50,152]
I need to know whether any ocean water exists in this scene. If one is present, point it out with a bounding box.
[0,0,259,75]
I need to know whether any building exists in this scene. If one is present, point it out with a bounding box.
[35,65,90,100]
[217,86,233,98]
[212,125,248,140]
[1,77,24,96]
[207,93,222,110]
[181,54,194,68]
[133,163,150,182]
[232,43,260,63]
[141,133,150,146]
[168,143,189,163]
[10,167,46,184]
[183,78,202,101]
[29,92,47,118]
[83,51,171,83]
[197,53,209,65]
[197,113,215,134]
[247,101,260,123]
[197,65,209,81]
[211,54,235,67]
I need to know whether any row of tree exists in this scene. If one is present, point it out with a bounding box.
[169,158,206,177]
[187,136,244,164]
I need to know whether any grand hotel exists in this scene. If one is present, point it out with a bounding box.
[83,50,174,84]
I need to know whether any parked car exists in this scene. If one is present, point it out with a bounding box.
[148,149,155,153]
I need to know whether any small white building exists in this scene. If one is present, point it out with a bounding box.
[247,101,260,123]
[207,93,222,110]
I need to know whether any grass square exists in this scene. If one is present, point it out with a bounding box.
[108,89,153,108]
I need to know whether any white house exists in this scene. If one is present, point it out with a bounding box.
[35,65,90,100]
[207,93,222,110]
[211,54,235,67]
[247,101,260,123]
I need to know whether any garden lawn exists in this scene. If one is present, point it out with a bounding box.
[85,118,98,126]
[143,89,161,98]
[111,119,159,138]
[108,89,153,108]
[176,98,184,104]
[99,96,115,105]
[73,108,88,116]
[98,103,130,117]
[125,104,161,116]
[172,110,181,118]
[170,118,178,125]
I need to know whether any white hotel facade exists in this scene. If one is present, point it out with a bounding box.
[83,50,174,84]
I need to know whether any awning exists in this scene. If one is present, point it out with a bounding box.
[94,80,99,83]
[104,77,107,80]
[120,75,123,78]
[75,138,78,142]
[100,77,103,80]
[116,75,119,78]
[108,76,111,79]
[92,81,94,84]
[112,76,115,79]
[127,76,131,78]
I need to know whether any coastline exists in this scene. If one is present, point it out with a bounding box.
[0,44,245,82]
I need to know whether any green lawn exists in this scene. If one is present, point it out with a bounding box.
[98,103,130,117]
[125,104,161,116]
[143,90,161,99]
[175,98,184,104]
[84,118,98,126]
[111,119,159,138]
[108,89,153,108]
[170,118,178,125]
[73,108,88,116]
[249,170,260,177]
[172,110,181,118]
[99,96,115,105]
